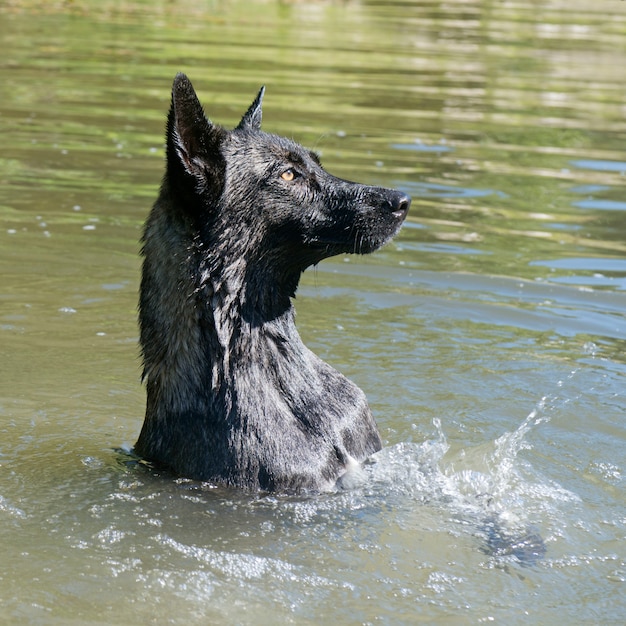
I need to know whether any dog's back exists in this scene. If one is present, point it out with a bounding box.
[135,74,410,492]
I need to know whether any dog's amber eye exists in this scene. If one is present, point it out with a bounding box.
[281,169,296,182]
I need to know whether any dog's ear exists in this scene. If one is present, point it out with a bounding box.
[236,86,265,131]
[167,73,225,187]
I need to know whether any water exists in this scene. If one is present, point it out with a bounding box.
[1,0,625,623]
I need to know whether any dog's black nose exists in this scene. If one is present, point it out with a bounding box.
[391,192,411,219]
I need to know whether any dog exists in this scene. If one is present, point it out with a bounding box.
[134,73,410,492]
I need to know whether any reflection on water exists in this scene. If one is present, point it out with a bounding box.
[1,0,625,624]
[398,180,507,199]
[571,160,626,173]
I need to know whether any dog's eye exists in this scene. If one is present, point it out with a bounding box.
[281,169,296,182]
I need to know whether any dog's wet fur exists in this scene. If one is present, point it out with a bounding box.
[135,74,410,492]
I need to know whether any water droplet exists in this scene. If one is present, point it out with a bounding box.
[582,342,597,356]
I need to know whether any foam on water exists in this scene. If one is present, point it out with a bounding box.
[362,380,582,565]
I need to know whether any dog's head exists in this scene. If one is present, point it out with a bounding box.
[165,73,410,269]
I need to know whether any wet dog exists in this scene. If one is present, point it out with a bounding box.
[135,74,410,491]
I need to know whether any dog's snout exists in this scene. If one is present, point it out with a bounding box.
[390,192,411,219]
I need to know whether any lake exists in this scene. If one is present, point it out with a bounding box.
[0,0,624,623]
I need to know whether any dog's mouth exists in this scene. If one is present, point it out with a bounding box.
[306,222,406,257]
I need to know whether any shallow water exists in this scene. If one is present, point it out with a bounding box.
[1,0,625,623]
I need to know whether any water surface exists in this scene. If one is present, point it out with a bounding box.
[1,1,625,624]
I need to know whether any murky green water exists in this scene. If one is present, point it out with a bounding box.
[1,1,625,623]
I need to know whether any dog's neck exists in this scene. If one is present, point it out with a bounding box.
[141,255,305,424]
[200,255,302,345]
[197,234,307,326]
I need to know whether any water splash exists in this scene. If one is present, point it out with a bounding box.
[367,382,581,565]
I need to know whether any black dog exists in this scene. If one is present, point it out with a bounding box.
[135,74,410,492]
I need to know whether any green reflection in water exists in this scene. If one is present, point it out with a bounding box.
[2,0,625,289]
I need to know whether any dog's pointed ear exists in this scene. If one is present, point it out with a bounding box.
[236,86,265,131]
[167,73,225,183]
